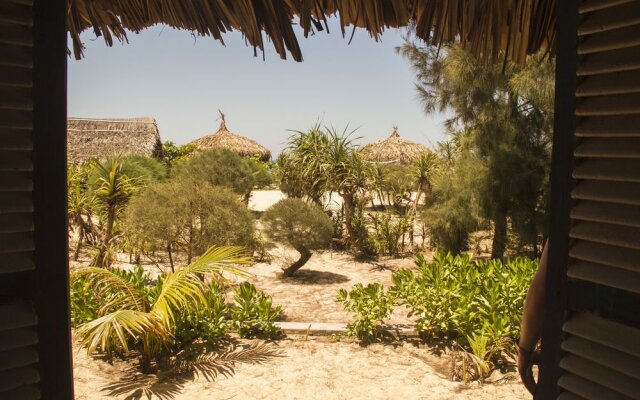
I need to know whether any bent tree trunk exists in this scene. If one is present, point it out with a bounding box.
[491,210,507,260]
[282,247,312,277]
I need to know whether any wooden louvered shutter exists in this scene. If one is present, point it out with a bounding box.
[546,1,640,399]
[1,0,73,398]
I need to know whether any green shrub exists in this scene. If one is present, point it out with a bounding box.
[336,283,396,342]
[124,180,256,266]
[369,211,410,256]
[174,281,231,344]
[231,282,282,339]
[246,158,274,189]
[262,198,333,277]
[173,149,255,200]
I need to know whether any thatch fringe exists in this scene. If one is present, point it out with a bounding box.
[189,112,271,162]
[67,0,555,65]
[360,126,429,165]
[67,117,163,163]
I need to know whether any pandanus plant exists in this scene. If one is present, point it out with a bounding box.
[74,246,250,373]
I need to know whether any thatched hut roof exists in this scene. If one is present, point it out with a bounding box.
[68,1,555,65]
[360,127,429,165]
[67,117,163,163]
[189,112,271,162]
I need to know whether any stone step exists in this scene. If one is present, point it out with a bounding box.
[275,322,419,337]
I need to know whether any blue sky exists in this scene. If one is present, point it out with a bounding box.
[67,19,447,157]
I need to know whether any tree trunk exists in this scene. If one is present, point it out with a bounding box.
[342,191,355,246]
[96,206,116,267]
[491,210,507,260]
[282,248,312,277]
[408,182,424,246]
[167,243,175,273]
[73,225,84,261]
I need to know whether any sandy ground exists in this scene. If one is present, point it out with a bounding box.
[73,337,528,400]
[71,190,525,399]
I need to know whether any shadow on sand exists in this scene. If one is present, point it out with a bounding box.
[283,269,350,285]
[101,339,283,400]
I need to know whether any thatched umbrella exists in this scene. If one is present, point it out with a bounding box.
[360,127,429,165]
[67,117,163,163]
[189,111,271,161]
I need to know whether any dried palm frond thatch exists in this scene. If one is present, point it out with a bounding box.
[67,0,555,65]
[67,117,163,163]
[360,127,429,165]
[189,111,271,162]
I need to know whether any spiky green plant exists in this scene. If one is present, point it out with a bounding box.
[74,246,250,373]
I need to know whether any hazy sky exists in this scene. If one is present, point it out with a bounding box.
[67,19,448,156]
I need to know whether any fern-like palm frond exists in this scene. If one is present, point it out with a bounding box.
[186,246,251,278]
[72,267,147,313]
[78,309,168,354]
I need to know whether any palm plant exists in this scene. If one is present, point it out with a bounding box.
[91,159,139,267]
[74,246,250,373]
[409,153,439,244]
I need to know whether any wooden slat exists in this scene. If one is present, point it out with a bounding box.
[574,137,640,157]
[572,180,640,205]
[0,366,39,392]
[576,93,640,116]
[0,43,32,68]
[0,85,31,110]
[570,221,640,250]
[579,24,640,54]
[571,201,640,227]
[0,348,38,372]
[579,2,640,35]
[0,327,37,352]
[0,127,32,150]
[562,335,640,379]
[0,150,32,171]
[0,2,31,26]
[560,355,640,398]
[576,70,640,96]
[0,108,32,128]
[578,46,640,76]
[558,392,588,400]
[0,65,31,87]
[563,313,640,357]
[0,213,33,233]
[0,192,33,213]
[0,21,32,47]
[575,115,640,137]
[568,260,640,293]
[0,232,35,253]
[0,172,32,191]
[573,158,640,181]
[0,251,33,274]
[580,0,635,14]
[0,303,36,332]
[558,372,633,400]
[570,240,640,273]
[0,384,40,399]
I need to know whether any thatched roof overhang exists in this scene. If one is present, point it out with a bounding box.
[67,117,163,162]
[189,113,272,161]
[360,127,429,165]
[67,0,556,65]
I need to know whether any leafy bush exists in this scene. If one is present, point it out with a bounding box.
[369,211,410,256]
[173,149,255,200]
[246,158,274,189]
[72,246,250,373]
[337,252,536,379]
[124,180,256,267]
[231,282,282,339]
[336,283,396,342]
[174,281,231,344]
[262,198,333,277]
[391,252,536,379]
[119,155,167,184]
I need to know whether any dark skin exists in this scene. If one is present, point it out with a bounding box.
[518,240,548,396]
